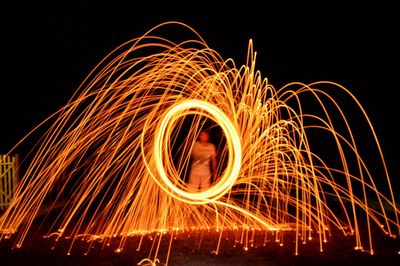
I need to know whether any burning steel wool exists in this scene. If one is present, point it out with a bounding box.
[1,21,399,265]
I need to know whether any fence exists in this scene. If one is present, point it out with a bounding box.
[0,154,19,211]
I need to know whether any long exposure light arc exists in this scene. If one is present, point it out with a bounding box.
[151,99,242,204]
[0,21,399,264]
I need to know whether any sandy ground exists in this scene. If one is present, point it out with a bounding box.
[1,221,400,266]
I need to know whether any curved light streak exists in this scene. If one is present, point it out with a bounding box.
[152,99,242,204]
[0,21,399,264]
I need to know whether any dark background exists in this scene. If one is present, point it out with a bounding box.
[1,2,398,194]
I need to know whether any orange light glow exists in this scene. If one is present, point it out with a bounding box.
[1,21,399,264]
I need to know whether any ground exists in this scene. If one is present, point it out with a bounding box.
[1,221,399,266]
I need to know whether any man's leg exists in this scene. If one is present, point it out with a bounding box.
[188,173,201,192]
[199,174,212,192]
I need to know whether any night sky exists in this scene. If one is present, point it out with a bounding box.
[1,3,399,192]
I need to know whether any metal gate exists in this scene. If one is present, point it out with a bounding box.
[0,154,19,211]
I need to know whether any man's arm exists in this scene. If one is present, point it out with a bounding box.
[211,153,217,182]
[211,155,217,171]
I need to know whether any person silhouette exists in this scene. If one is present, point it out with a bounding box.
[188,129,218,192]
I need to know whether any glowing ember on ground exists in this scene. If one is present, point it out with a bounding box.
[1,22,399,265]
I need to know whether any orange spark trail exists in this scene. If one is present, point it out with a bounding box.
[1,21,399,264]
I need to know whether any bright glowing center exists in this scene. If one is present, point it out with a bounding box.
[154,99,242,204]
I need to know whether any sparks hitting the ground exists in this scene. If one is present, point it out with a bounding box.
[1,21,399,264]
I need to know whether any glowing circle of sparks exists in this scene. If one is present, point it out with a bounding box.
[1,22,399,264]
[153,99,242,204]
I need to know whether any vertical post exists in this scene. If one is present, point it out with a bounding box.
[14,154,20,197]
[6,155,13,209]
[0,155,4,210]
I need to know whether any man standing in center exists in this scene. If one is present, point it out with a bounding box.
[188,129,217,192]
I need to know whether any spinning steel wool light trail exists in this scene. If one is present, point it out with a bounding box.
[1,21,399,264]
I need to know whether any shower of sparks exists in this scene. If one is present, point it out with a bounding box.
[0,21,399,264]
